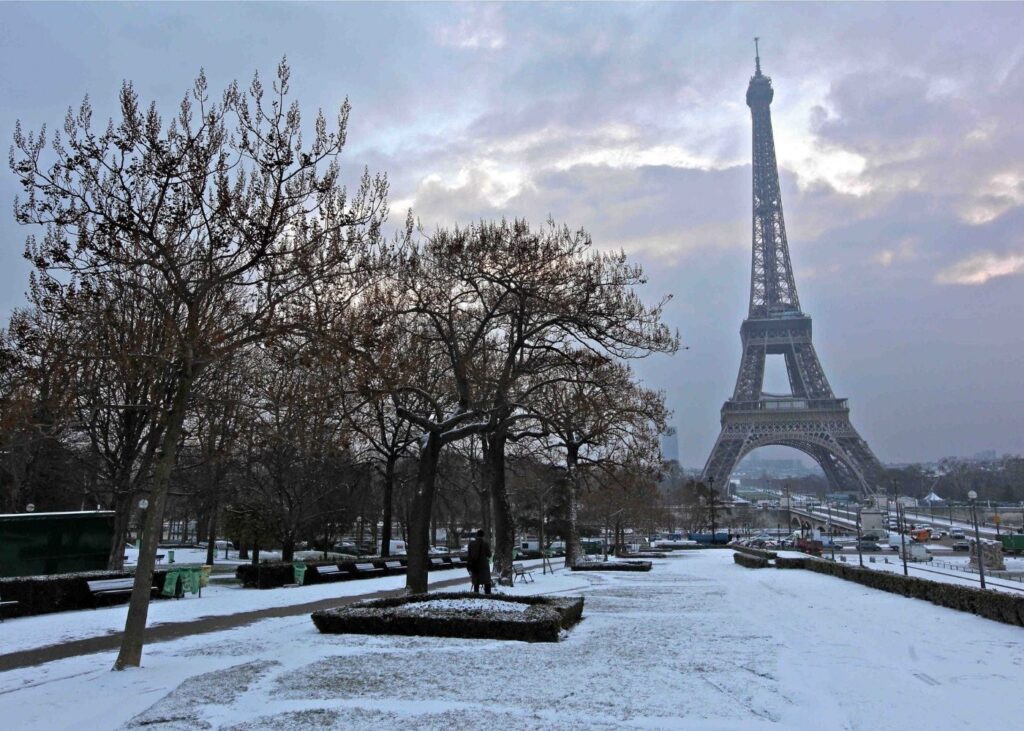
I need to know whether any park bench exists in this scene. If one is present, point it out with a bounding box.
[449,555,467,567]
[86,578,160,607]
[309,564,345,582]
[353,562,385,576]
[429,557,447,570]
[512,563,535,584]
[0,593,18,622]
[384,561,404,573]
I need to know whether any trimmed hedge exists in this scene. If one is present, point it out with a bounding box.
[732,545,778,561]
[0,569,174,618]
[619,552,667,559]
[775,556,809,569]
[236,555,469,589]
[311,591,584,642]
[571,560,652,572]
[236,560,345,589]
[804,559,1024,627]
[733,552,770,569]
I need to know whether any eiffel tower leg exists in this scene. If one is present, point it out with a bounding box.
[702,427,748,488]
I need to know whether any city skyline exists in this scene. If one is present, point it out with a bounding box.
[1,3,1022,465]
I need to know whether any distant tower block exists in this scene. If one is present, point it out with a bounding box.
[701,43,885,496]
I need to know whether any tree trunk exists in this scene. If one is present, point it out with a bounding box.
[107,488,134,571]
[251,540,261,566]
[113,371,193,670]
[380,458,395,557]
[282,535,294,563]
[486,431,514,585]
[238,540,249,560]
[563,446,583,568]
[406,433,441,594]
[205,510,217,566]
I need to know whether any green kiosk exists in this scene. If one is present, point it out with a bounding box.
[0,510,115,578]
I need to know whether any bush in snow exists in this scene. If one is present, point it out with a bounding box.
[733,552,770,569]
[570,560,652,572]
[774,556,809,569]
[311,591,584,642]
[732,545,779,561]
[804,559,1024,627]
[0,569,173,618]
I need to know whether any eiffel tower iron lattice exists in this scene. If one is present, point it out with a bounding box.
[701,43,884,497]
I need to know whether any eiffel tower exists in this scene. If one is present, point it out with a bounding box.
[702,42,884,496]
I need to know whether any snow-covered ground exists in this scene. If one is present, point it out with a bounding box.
[3,550,1023,729]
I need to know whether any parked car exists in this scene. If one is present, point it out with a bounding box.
[951,539,970,551]
[950,530,966,540]
[333,542,360,556]
[855,540,880,551]
[428,546,450,555]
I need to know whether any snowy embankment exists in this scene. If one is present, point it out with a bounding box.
[4,550,1024,730]
[845,553,1024,594]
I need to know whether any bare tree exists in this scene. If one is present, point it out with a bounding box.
[11,60,389,668]
[533,357,668,566]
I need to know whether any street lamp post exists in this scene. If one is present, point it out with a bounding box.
[539,485,555,575]
[968,490,986,590]
[856,507,864,567]
[708,476,717,545]
[894,484,908,577]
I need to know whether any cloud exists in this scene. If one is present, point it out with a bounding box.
[873,237,918,268]
[434,5,505,50]
[935,251,1024,285]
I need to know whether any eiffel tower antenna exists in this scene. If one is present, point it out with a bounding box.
[701,64,885,497]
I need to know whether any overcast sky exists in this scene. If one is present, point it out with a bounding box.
[1,2,1022,467]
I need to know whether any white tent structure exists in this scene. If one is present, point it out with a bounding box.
[922,491,945,504]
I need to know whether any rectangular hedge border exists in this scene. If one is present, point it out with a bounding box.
[0,569,175,618]
[733,552,770,569]
[803,558,1024,627]
[732,545,779,561]
[570,560,652,572]
[311,591,584,642]
[775,556,809,569]
[236,556,468,589]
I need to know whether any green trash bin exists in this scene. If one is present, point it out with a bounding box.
[293,562,307,585]
[162,569,183,597]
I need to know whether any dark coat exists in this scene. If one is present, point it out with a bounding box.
[467,537,492,585]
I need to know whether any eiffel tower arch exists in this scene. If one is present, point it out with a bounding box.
[702,43,885,496]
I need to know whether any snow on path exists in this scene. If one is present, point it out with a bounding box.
[1,551,1023,730]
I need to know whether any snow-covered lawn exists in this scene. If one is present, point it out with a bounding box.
[3,550,1024,730]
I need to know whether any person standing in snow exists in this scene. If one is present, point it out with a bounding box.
[467,529,493,595]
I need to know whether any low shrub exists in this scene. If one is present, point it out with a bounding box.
[774,556,809,569]
[237,560,354,589]
[311,591,584,642]
[732,545,778,561]
[733,552,770,569]
[803,559,1024,627]
[619,552,667,559]
[0,569,173,618]
[570,560,652,572]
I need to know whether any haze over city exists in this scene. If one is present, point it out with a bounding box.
[2,2,1022,466]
